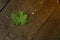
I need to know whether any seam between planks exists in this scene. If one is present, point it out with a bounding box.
[0,0,10,12]
[31,4,59,40]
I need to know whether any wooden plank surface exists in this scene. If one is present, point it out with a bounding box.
[26,0,58,40]
[32,4,60,40]
[0,0,26,40]
[0,0,37,40]
[0,0,9,12]
[0,0,59,40]
[0,1,5,11]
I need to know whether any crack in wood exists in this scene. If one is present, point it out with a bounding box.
[0,0,10,12]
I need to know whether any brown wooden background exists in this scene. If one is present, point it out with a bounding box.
[0,0,60,40]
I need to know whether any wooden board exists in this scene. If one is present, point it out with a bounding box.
[0,0,59,40]
[26,0,58,40]
[0,0,37,40]
[32,4,60,40]
[0,0,10,12]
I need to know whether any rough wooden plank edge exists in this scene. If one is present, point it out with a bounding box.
[0,0,10,12]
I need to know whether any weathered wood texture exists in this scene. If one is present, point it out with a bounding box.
[0,1,6,11]
[26,0,58,40]
[0,0,60,40]
[32,4,60,40]
[0,0,10,12]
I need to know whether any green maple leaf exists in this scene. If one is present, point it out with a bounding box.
[17,10,28,25]
[11,10,28,25]
[11,13,20,25]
